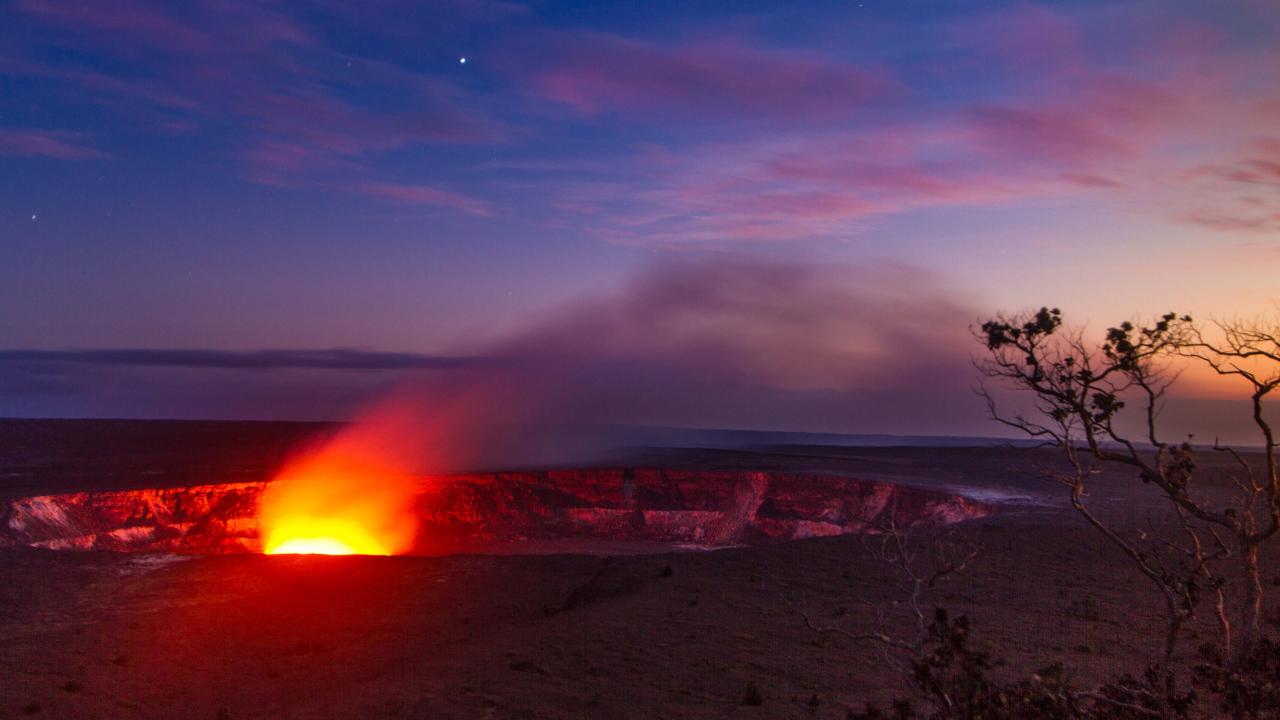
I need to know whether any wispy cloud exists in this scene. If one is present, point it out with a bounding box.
[355,182,493,216]
[11,0,502,214]
[527,31,899,123]
[0,129,103,159]
[8,0,1280,238]
[527,7,1280,244]
[16,0,218,54]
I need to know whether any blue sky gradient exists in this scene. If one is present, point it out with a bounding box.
[2,0,1278,430]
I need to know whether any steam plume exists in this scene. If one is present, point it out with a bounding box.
[316,258,982,474]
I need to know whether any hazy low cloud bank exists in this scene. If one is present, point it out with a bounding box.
[0,348,492,371]
[467,258,980,434]
[0,259,985,445]
[2,257,1274,455]
[240,259,992,471]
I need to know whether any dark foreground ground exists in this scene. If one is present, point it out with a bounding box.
[1,420,1276,719]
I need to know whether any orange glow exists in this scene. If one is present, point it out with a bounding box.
[268,537,364,556]
[258,422,420,556]
[263,519,388,556]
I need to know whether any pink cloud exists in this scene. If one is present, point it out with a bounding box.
[759,129,1024,204]
[966,105,1134,165]
[1180,139,1280,233]
[515,9,1238,244]
[1060,173,1124,189]
[12,0,1278,244]
[355,182,493,217]
[0,58,205,114]
[232,89,502,185]
[1183,210,1280,233]
[11,0,506,208]
[0,129,103,160]
[17,0,214,54]
[243,89,500,152]
[952,4,1086,73]
[1195,141,1280,187]
[17,0,318,57]
[530,32,899,122]
[239,141,362,188]
[544,8,1277,245]
[963,73,1183,170]
[556,114,1125,245]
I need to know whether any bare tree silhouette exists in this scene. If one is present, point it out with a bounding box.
[976,308,1279,717]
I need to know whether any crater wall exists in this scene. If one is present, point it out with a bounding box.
[0,469,995,554]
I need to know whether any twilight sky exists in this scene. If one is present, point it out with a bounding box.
[2,0,1279,433]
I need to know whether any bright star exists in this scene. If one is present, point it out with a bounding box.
[459,57,467,64]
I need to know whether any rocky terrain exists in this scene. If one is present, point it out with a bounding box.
[1,469,994,554]
[2,420,1275,719]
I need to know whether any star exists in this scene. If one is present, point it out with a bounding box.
[31,214,37,221]
[459,57,467,64]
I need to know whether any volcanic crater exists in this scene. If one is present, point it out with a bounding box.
[0,469,994,555]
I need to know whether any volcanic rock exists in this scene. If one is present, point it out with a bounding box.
[0,469,994,554]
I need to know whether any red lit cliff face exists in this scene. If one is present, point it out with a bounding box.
[1,483,266,553]
[0,470,995,555]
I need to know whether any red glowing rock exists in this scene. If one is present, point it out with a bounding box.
[0,470,995,554]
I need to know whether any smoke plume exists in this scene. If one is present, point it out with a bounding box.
[313,258,984,474]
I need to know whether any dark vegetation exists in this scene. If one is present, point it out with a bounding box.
[846,606,1280,719]
[845,310,1280,719]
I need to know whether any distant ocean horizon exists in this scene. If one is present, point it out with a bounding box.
[0,416,1038,448]
[4,418,1265,453]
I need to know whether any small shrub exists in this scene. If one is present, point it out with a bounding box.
[1195,636,1280,719]
[848,609,1082,719]
[844,609,1214,719]
[1091,667,1194,719]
